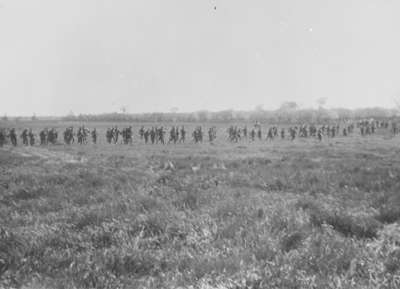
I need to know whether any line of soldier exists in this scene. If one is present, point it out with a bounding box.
[226,123,357,142]
[64,126,95,145]
[0,128,58,147]
[139,126,187,144]
[0,119,393,148]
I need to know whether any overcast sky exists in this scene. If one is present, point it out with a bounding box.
[1,0,400,116]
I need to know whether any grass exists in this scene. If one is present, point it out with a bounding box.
[0,122,400,288]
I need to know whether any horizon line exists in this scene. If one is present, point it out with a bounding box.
[1,105,399,118]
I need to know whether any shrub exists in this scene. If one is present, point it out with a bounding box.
[0,227,26,284]
[309,208,381,239]
[280,231,305,252]
[374,194,400,224]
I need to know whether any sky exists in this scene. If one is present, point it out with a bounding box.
[1,0,400,116]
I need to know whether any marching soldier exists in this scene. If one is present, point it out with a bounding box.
[40,129,47,145]
[21,129,29,146]
[28,129,35,146]
[106,128,112,144]
[317,129,323,141]
[0,129,5,147]
[144,129,150,144]
[250,129,256,141]
[257,127,262,140]
[150,127,156,144]
[180,126,186,143]
[91,128,97,144]
[139,126,145,140]
[9,128,17,146]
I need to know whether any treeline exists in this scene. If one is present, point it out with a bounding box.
[61,107,399,124]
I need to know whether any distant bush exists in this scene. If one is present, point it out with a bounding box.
[0,227,26,278]
[374,193,400,224]
[296,198,381,239]
[280,231,305,252]
[309,208,381,239]
[60,107,400,124]
[376,208,400,224]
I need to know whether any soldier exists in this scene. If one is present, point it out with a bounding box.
[169,127,177,144]
[113,126,120,144]
[250,129,256,141]
[180,126,186,143]
[21,129,28,146]
[365,125,370,135]
[48,128,58,145]
[317,129,323,141]
[257,127,262,140]
[9,128,17,146]
[208,127,216,143]
[158,127,165,144]
[228,126,234,142]
[266,127,274,141]
[236,127,241,142]
[193,126,203,143]
[91,128,97,144]
[144,129,150,144]
[343,128,347,137]
[79,126,89,144]
[106,128,112,144]
[40,129,47,145]
[66,127,75,145]
[198,126,203,143]
[280,128,285,140]
[139,126,145,140]
[193,127,198,143]
[290,127,296,141]
[28,129,35,146]
[331,126,336,138]
[77,127,83,145]
[175,126,180,143]
[0,129,5,147]
[125,126,133,144]
[150,127,156,144]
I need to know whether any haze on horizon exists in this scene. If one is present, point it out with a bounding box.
[1,0,400,116]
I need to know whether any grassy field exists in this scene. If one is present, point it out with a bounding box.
[1,122,400,288]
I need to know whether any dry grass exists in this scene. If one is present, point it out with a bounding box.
[1,122,400,288]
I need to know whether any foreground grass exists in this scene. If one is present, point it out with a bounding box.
[1,135,400,288]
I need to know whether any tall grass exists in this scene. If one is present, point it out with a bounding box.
[1,134,400,288]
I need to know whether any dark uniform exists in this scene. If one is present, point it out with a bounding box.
[91,129,97,144]
[28,129,35,146]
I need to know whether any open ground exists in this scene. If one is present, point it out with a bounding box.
[1,121,400,289]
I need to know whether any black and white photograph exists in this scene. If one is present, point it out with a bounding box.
[1,1,400,288]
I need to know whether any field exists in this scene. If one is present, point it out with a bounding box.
[1,121,400,289]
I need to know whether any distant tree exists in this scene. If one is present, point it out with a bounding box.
[279,101,299,111]
[278,101,299,123]
[170,107,179,113]
[2,115,8,121]
[218,110,234,121]
[316,97,327,109]
[394,97,400,116]
[31,114,38,121]
[255,104,264,112]
[195,110,210,122]
[120,106,128,114]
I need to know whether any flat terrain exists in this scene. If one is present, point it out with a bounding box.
[1,122,400,288]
